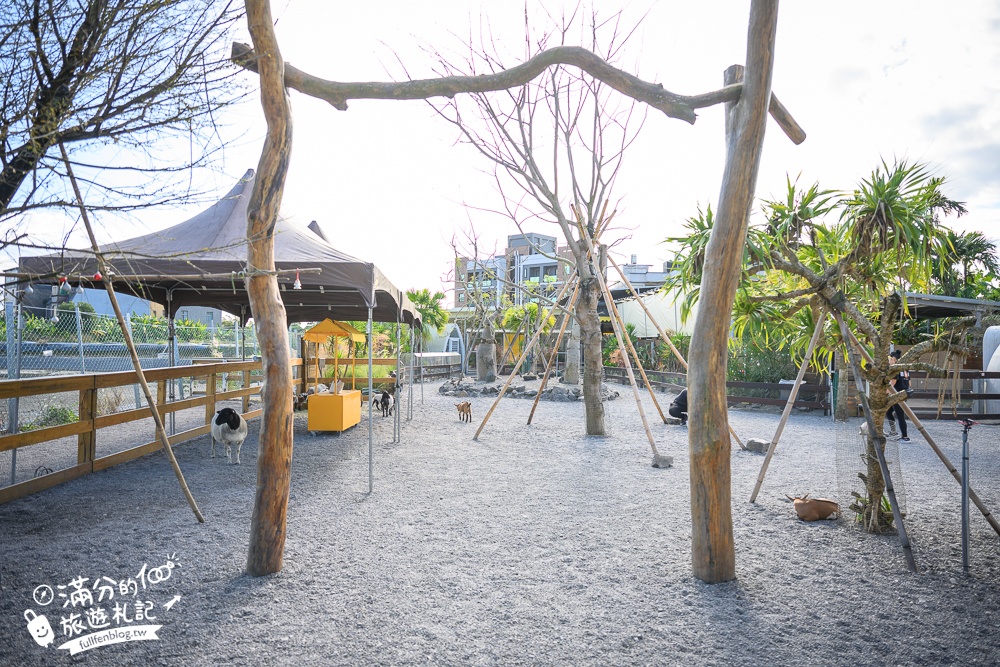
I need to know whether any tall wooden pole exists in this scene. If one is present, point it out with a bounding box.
[688,0,780,583]
[244,0,296,576]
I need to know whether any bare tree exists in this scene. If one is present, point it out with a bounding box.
[428,8,645,435]
[0,0,243,221]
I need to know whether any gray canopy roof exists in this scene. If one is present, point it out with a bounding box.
[19,169,421,327]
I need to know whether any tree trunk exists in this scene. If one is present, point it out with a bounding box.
[244,0,295,577]
[576,277,605,435]
[476,320,497,382]
[688,0,779,584]
[563,320,580,384]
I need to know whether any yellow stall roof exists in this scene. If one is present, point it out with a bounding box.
[303,318,366,343]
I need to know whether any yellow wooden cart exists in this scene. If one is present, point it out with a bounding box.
[303,319,366,432]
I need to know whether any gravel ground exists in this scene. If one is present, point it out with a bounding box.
[1,380,998,666]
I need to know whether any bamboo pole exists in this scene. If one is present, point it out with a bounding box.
[749,310,827,502]
[602,280,668,423]
[842,328,1000,537]
[60,144,204,523]
[528,284,580,425]
[834,312,916,570]
[606,254,746,450]
[473,276,576,441]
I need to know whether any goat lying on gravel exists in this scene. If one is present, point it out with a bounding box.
[211,407,248,465]
[786,494,840,521]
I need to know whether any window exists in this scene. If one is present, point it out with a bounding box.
[180,310,188,320]
[458,293,465,303]
[207,312,214,323]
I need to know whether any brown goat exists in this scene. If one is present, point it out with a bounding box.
[786,494,840,521]
[456,401,472,423]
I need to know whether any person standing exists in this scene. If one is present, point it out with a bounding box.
[886,349,911,443]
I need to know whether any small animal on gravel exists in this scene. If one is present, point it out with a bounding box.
[786,494,840,521]
[294,393,309,411]
[211,407,248,465]
[379,390,394,417]
[456,401,472,422]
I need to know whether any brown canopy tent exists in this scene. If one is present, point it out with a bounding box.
[17,170,421,489]
[18,169,421,330]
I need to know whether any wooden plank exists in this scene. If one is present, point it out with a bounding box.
[93,441,162,471]
[92,424,212,471]
[94,406,156,429]
[0,375,94,400]
[0,462,92,504]
[0,420,92,453]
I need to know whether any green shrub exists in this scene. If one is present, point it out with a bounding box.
[22,406,78,431]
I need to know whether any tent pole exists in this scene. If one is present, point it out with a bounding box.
[167,291,176,435]
[408,327,414,421]
[367,307,373,493]
[240,306,247,361]
[395,310,401,443]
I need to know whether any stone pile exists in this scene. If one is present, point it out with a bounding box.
[438,377,621,402]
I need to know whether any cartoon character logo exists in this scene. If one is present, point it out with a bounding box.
[24,609,55,648]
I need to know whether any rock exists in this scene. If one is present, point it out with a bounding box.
[523,390,537,397]
[522,373,538,381]
[746,438,770,454]
[652,454,674,468]
[454,390,469,397]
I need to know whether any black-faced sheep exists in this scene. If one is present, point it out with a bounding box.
[211,407,248,464]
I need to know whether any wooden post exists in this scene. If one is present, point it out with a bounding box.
[244,0,296,576]
[243,369,251,414]
[78,378,97,464]
[688,0,782,583]
[206,371,217,424]
[749,311,826,502]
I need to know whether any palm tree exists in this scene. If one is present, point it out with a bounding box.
[665,160,972,533]
[933,230,1000,298]
[406,288,448,341]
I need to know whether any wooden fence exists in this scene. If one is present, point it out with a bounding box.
[603,367,831,414]
[0,359,282,504]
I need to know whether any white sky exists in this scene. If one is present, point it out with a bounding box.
[16,1,1000,309]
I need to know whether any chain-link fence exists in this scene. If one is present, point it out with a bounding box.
[0,303,277,378]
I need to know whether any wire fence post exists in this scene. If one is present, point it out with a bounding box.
[124,313,143,409]
[74,305,86,373]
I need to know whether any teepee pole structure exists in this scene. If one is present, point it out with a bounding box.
[528,284,580,425]
[842,327,1000,537]
[606,254,745,450]
[573,214,663,462]
[473,276,577,441]
[60,144,204,523]
[749,310,827,502]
